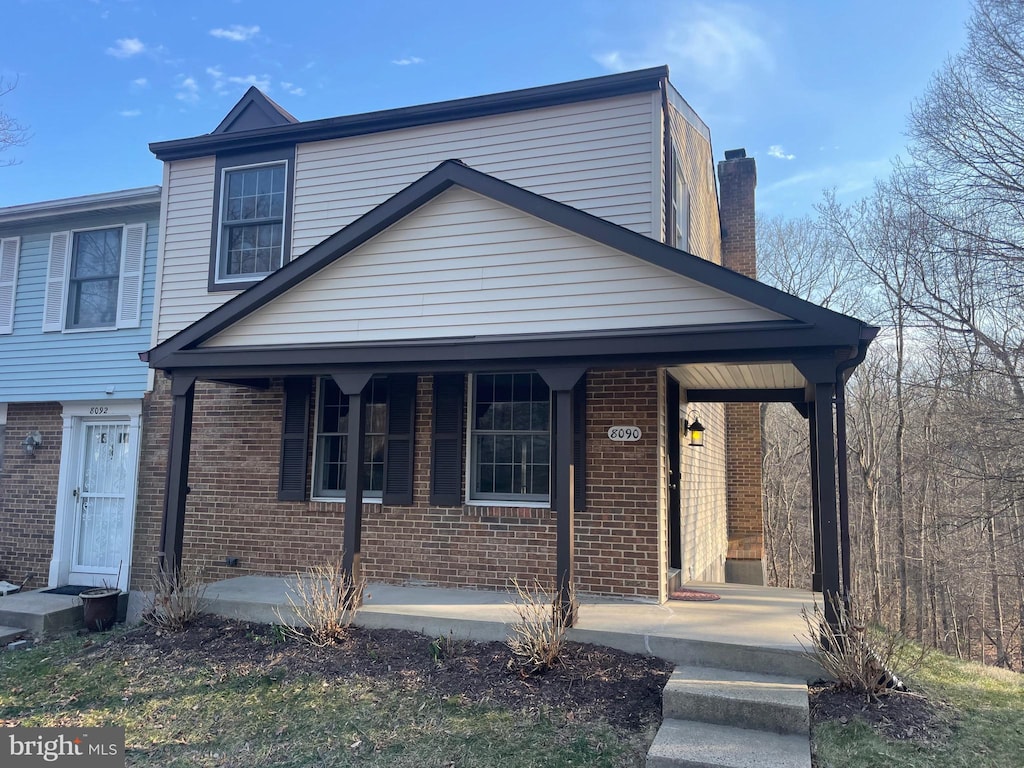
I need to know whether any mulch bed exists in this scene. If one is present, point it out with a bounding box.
[809,682,954,744]
[94,615,673,731]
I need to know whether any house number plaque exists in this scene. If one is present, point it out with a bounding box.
[607,426,642,442]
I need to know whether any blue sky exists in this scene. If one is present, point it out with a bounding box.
[1,0,973,215]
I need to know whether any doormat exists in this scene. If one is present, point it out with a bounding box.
[40,585,93,596]
[669,588,721,601]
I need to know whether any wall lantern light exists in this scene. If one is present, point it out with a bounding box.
[685,413,705,448]
[22,431,42,455]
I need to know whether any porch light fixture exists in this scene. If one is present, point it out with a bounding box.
[685,413,705,448]
[22,431,42,455]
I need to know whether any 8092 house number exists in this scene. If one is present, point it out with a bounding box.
[89,407,109,415]
[607,426,642,442]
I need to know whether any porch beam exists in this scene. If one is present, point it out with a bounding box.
[835,376,853,604]
[332,372,372,601]
[811,381,842,629]
[159,374,196,574]
[539,367,584,627]
[685,387,804,403]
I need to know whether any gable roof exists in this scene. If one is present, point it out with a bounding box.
[150,67,670,161]
[212,87,299,135]
[147,160,871,371]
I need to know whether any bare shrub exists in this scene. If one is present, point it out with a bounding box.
[277,560,363,646]
[800,593,926,699]
[142,563,207,631]
[506,578,577,676]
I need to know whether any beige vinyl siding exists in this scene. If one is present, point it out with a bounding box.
[204,187,785,349]
[679,400,728,582]
[290,92,659,255]
[156,156,219,342]
[668,104,722,265]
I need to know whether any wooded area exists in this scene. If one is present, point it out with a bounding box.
[760,0,1024,669]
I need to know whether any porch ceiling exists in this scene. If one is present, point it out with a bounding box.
[669,362,805,392]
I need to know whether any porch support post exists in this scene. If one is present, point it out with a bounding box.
[160,374,197,575]
[332,372,373,602]
[807,406,822,593]
[834,376,853,606]
[539,366,585,627]
[811,381,842,630]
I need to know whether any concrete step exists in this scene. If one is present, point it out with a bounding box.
[0,625,25,644]
[0,591,83,636]
[663,665,809,735]
[647,719,811,768]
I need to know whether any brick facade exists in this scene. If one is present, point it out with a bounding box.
[133,368,663,599]
[717,150,765,570]
[0,403,62,589]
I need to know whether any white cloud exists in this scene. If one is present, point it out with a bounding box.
[209,24,260,42]
[593,2,773,92]
[119,109,142,118]
[228,74,271,91]
[176,76,200,104]
[768,144,795,160]
[206,65,273,94]
[132,77,148,87]
[392,56,424,66]
[106,38,145,59]
[281,82,305,96]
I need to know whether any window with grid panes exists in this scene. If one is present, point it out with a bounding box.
[470,373,550,502]
[217,162,286,282]
[313,377,388,499]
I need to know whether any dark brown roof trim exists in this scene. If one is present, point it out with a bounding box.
[150,67,670,161]
[150,321,855,376]
[147,159,870,369]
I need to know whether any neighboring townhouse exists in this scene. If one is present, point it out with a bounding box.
[0,187,161,593]
[137,66,873,616]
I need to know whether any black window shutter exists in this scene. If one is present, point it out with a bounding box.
[573,373,587,511]
[382,374,416,506]
[278,377,311,501]
[430,373,465,506]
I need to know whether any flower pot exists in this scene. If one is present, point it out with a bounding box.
[80,587,121,632]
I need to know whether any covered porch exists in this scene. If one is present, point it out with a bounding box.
[143,160,877,632]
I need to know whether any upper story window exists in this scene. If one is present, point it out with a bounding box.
[217,162,287,283]
[67,228,122,329]
[672,158,691,252]
[469,372,550,502]
[41,223,146,334]
[209,147,295,292]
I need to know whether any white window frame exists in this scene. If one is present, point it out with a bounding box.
[674,159,691,252]
[309,376,387,503]
[214,159,289,286]
[465,372,552,507]
[0,403,6,472]
[41,223,145,334]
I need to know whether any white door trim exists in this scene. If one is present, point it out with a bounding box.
[48,400,142,592]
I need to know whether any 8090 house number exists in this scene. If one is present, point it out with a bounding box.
[607,426,642,442]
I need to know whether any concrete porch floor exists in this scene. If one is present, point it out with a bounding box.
[197,577,824,681]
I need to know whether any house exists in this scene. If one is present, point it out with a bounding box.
[0,186,162,593]
[138,66,873,621]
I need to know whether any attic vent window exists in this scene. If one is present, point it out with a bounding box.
[217,161,287,282]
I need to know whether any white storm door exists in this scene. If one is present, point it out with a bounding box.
[69,421,132,585]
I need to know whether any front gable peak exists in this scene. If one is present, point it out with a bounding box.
[212,87,299,135]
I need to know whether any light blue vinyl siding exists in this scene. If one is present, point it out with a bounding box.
[0,208,158,403]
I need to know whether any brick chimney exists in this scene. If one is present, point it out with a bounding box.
[716,148,765,586]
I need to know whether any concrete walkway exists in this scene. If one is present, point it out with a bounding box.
[198,577,822,680]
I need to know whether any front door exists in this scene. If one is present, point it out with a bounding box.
[68,421,133,587]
